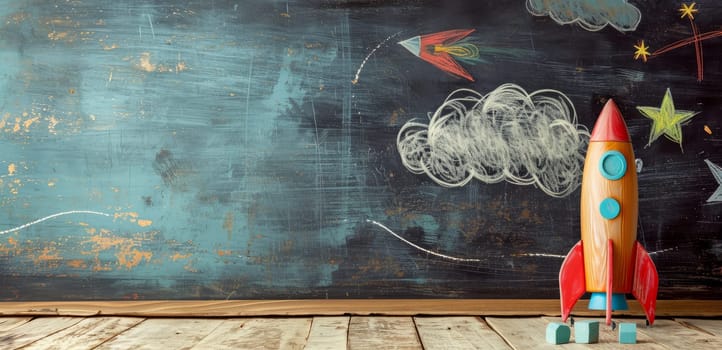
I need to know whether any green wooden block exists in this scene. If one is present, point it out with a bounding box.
[546,322,571,344]
[619,322,637,344]
[574,320,599,344]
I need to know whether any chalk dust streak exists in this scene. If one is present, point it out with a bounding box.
[0,210,112,235]
[366,219,481,262]
[352,31,401,84]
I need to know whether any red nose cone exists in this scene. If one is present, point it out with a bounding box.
[590,99,631,142]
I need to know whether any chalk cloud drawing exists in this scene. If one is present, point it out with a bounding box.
[396,83,590,198]
[634,2,722,82]
[636,88,700,151]
[704,159,722,203]
[526,0,641,32]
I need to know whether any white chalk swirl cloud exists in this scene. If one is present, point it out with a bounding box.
[526,0,641,32]
[396,84,590,198]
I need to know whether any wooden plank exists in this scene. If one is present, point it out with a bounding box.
[486,317,590,349]
[0,317,33,332]
[638,319,722,349]
[190,318,312,349]
[415,316,511,350]
[96,318,223,350]
[540,317,665,349]
[348,316,422,350]
[677,318,722,337]
[0,317,83,349]
[304,316,350,350]
[0,299,721,317]
[23,317,144,350]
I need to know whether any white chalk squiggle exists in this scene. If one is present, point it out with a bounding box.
[366,219,481,262]
[0,210,112,235]
[396,84,589,198]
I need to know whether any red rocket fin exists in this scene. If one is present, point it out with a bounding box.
[606,239,614,326]
[559,241,585,322]
[421,29,475,47]
[417,51,475,82]
[632,242,659,325]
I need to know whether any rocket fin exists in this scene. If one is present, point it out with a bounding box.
[632,242,659,325]
[606,239,614,326]
[559,241,585,322]
[421,29,475,47]
[417,51,475,82]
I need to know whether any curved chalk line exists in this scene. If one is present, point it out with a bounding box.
[352,31,402,84]
[366,219,481,262]
[0,210,112,235]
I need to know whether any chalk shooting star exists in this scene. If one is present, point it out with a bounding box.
[635,2,722,81]
[398,29,480,82]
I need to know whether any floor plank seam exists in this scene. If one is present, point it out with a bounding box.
[411,316,425,350]
[19,317,85,350]
[88,317,147,350]
[304,317,315,344]
[483,317,516,350]
[345,316,352,350]
[187,318,235,350]
[676,319,717,337]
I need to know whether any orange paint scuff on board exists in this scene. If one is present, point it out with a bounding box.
[223,211,234,239]
[82,228,156,270]
[137,52,156,72]
[135,52,186,73]
[34,246,62,267]
[22,116,39,130]
[114,211,152,227]
[171,252,191,261]
[66,259,88,269]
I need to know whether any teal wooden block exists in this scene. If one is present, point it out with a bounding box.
[619,322,637,344]
[574,320,599,344]
[546,322,571,344]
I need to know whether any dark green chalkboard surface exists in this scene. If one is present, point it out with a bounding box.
[1,0,720,301]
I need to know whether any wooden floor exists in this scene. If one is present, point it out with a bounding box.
[1,316,721,349]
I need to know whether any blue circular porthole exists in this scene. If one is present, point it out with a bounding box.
[599,151,627,180]
[600,198,621,220]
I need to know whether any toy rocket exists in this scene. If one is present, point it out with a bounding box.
[559,99,658,326]
[398,29,478,82]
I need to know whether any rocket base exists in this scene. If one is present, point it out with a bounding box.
[589,293,629,311]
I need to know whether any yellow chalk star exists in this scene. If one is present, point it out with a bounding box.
[636,88,699,150]
[679,2,698,20]
[633,40,650,62]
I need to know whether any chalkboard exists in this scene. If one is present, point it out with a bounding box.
[1,0,721,301]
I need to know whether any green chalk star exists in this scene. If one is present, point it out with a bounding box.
[636,88,699,150]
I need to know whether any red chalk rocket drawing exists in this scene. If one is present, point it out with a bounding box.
[398,29,480,82]
[634,2,722,81]
[559,100,658,326]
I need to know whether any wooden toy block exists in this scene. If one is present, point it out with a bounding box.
[619,322,637,344]
[546,322,571,344]
[574,320,599,344]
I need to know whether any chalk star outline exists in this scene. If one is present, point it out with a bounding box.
[636,88,699,150]
[634,40,650,62]
[679,2,698,20]
[704,159,722,203]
